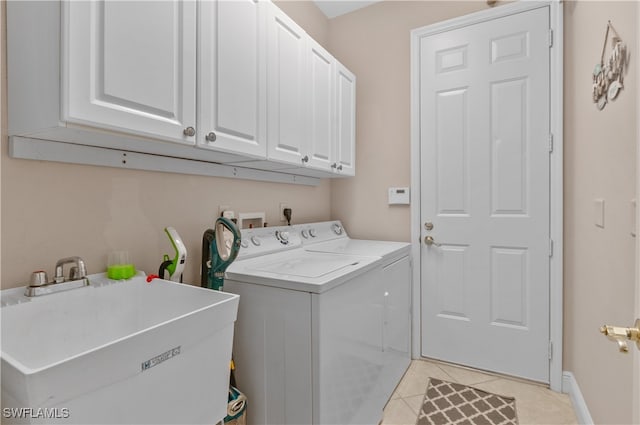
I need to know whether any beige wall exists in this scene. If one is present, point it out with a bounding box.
[275,0,329,48]
[328,1,490,241]
[0,1,330,289]
[563,2,637,423]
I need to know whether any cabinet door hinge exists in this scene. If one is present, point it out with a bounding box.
[549,239,554,257]
[548,341,553,360]
[549,29,554,48]
[549,133,554,153]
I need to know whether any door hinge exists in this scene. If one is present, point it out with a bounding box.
[548,341,553,360]
[549,29,554,47]
[549,239,554,257]
[549,133,554,153]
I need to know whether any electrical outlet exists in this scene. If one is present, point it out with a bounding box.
[280,203,289,222]
[218,205,231,217]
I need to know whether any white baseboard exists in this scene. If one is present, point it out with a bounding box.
[562,371,594,425]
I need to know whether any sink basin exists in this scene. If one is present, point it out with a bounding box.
[1,273,239,424]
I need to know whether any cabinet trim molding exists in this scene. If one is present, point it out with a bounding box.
[9,136,321,186]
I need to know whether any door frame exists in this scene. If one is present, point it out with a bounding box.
[410,0,564,391]
[633,4,640,422]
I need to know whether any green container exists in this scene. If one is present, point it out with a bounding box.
[107,264,136,280]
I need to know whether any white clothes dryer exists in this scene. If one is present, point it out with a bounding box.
[224,222,411,425]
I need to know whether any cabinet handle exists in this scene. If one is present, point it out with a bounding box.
[331,163,337,169]
[183,127,196,137]
[302,155,309,163]
[206,132,217,142]
[337,165,343,171]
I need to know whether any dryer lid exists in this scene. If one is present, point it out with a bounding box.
[247,252,370,278]
[305,239,410,258]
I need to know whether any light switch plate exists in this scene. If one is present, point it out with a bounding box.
[388,187,410,205]
[594,198,605,228]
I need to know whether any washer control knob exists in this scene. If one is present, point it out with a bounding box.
[309,229,317,238]
[332,223,343,235]
[275,231,289,244]
[301,230,309,239]
[251,236,261,246]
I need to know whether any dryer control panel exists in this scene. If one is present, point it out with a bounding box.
[296,221,347,244]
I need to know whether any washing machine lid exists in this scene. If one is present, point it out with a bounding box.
[225,249,380,293]
[305,238,410,259]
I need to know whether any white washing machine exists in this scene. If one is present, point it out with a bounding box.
[224,221,411,425]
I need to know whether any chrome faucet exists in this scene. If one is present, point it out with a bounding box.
[25,256,90,297]
[54,256,88,283]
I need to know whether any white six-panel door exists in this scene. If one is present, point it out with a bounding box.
[419,7,551,382]
[65,0,196,144]
[198,0,267,158]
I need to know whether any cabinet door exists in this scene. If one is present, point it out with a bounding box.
[306,40,334,171]
[198,0,266,158]
[65,1,196,145]
[334,61,356,176]
[266,3,308,165]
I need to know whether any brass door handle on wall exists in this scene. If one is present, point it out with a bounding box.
[600,319,640,353]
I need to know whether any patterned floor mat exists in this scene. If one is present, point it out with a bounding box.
[416,378,518,425]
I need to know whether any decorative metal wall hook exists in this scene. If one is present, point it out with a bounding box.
[592,20,629,110]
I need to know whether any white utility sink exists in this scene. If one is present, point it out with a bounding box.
[1,273,239,424]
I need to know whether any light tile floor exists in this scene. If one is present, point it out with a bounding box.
[382,359,578,425]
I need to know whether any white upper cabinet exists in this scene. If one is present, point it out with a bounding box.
[265,3,355,176]
[334,61,356,176]
[306,40,335,172]
[65,1,197,145]
[198,0,267,158]
[7,0,356,180]
[266,3,308,166]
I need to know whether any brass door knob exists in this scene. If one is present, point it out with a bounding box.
[424,235,441,247]
[600,319,640,353]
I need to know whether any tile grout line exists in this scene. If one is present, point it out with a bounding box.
[433,361,502,387]
[400,397,421,419]
[434,362,459,384]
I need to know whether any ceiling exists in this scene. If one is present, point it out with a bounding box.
[313,0,383,19]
